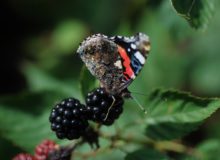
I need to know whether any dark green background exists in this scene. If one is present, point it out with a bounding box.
[1,0,220,159]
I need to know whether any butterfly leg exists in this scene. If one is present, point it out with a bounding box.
[104,95,116,121]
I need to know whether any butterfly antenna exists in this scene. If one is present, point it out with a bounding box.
[131,95,147,114]
[104,96,116,121]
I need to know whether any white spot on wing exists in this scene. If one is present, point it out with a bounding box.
[131,43,137,49]
[134,51,145,65]
[127,48,131,52]
[124,37,130,41]
[114,60,123,69]
[109,36,114,39]
[131,74,136,79]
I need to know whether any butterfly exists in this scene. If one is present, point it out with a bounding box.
[77,33,150,98]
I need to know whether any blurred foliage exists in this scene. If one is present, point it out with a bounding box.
[80,66,97,98]
[125,148,170,160]
[1,0,220,159]
[171,0,216,30]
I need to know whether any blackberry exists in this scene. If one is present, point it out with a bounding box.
[34,140,58,160]
[49,98,89,140]
[13,153,36,160]
[85,88,124,125]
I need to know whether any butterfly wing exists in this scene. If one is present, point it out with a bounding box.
[77,33,150,96]
[111,33,150,90]
[77,34,126,95]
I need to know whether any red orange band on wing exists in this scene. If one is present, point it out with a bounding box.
[117,46,135,79]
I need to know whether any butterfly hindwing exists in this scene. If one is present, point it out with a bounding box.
[111,33,150,89]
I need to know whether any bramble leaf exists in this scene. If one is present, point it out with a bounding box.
[0,91,71,152]
[145,89,220,140]
[171,0,216,30]
[0,105,55,152]
[125,148,170,160]
[23,63,82,100]
[196,139,220,160]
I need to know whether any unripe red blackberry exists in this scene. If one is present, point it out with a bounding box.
[49,98,89,140]
[13,153,36,160]
[34,140,58,160]
[85,88,124,125]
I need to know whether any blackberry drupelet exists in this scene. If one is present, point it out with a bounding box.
[49,98,89,140]
[85,88,124,125]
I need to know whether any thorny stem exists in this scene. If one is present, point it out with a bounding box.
[71,125,202,159]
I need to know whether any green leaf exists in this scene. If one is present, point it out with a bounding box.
[23,63,82,100]
[0,91,68,152]
[145,89,220,140]
[171,0,216,30]
[0,91,61,114]
[0,138,22,160]
[79,66,97,97]
[52,20,88,54]
[170,154,196,160]
[190,58,220,95]
[196,139,220,160]
[125,148,170,160]
[0,106,55,152]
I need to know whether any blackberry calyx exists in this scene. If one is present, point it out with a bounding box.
[48,147,72,160]
[82,127,100,149]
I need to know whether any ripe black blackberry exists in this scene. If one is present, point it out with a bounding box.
[85,88,124,125]
[49,98,89,140]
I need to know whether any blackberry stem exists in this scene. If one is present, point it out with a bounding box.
[98,130,201,158]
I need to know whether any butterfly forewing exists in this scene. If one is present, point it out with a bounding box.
[112,33,150,87]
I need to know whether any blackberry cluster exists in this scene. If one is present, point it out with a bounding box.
[49,98,88,140]
[13,140,72,160]
[85,88,124,125]
[13,154,36,160]
[49,88,124,140]
[35,140,58,160]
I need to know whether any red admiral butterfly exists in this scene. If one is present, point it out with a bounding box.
[77,33,150,98]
